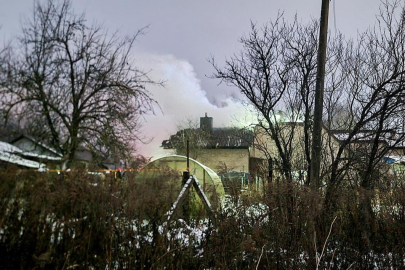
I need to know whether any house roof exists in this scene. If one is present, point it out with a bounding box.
[10,134,62,157]
[21,151,62,161]
[0,141,22,154]
[0,141,46,168]
[331,130,383,142]
[162,127,254,149]
[330,130,405,147]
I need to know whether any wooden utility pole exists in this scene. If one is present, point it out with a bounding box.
[310,0,330,190]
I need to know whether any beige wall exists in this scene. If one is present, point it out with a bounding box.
[388,148,405,157]
[195,148,250,174]
[251,124,344,177]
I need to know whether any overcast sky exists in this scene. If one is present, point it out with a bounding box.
[0,0,385,158]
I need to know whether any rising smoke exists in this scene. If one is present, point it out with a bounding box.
[134,52,256,159]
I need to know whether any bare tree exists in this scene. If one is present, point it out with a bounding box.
[0,0,158,167]
[211,1,405,247]
[325,0,405,187]
[168,118,211,160]
[322,0,405,244]
[211,17,344,184]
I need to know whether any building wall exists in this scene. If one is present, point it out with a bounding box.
[250,124,344,179]
[74,148,93,163]
[195,148,250,174]
[388,148,405,157]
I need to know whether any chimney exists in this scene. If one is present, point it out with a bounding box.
[200,113,213,133]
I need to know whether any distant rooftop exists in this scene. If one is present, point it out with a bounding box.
[0,141,46,168]
[162,127,254,149]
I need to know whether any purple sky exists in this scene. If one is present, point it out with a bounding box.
[0,0,384,158]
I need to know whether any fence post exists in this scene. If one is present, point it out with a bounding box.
[182,170,190,220]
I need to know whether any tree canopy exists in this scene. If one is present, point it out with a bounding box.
[0,0,158,166]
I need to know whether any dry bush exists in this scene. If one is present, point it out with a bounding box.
[0,169,183,269]
[2,169,405,268]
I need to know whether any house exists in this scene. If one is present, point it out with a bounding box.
[162,113,344,182]
[71,145,93,169]
[10,135,62,164]
[162,114,255,177]
[330,130,405,160]
[10,135,62,169]
[9,134,93,170]
[162,112,405,184]
[0,141,46,169]
[249,120,345,182]
[330,129,405,177]
[11,135,61,158]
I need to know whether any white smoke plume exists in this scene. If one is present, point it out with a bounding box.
[133,52,255,159]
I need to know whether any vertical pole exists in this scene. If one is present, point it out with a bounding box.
[242,165,245,189]
[182,139,190,220]
[310,0,330,190]
[268,158,273,184]
[255,175,258,191]
[182,170,190,221]
[203,170,206,191]
[186,139,189,171]
[309,2,330,267]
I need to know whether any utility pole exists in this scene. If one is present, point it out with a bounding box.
[310,0,330,190]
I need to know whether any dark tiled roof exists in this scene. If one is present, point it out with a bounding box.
[162,128,254,149]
